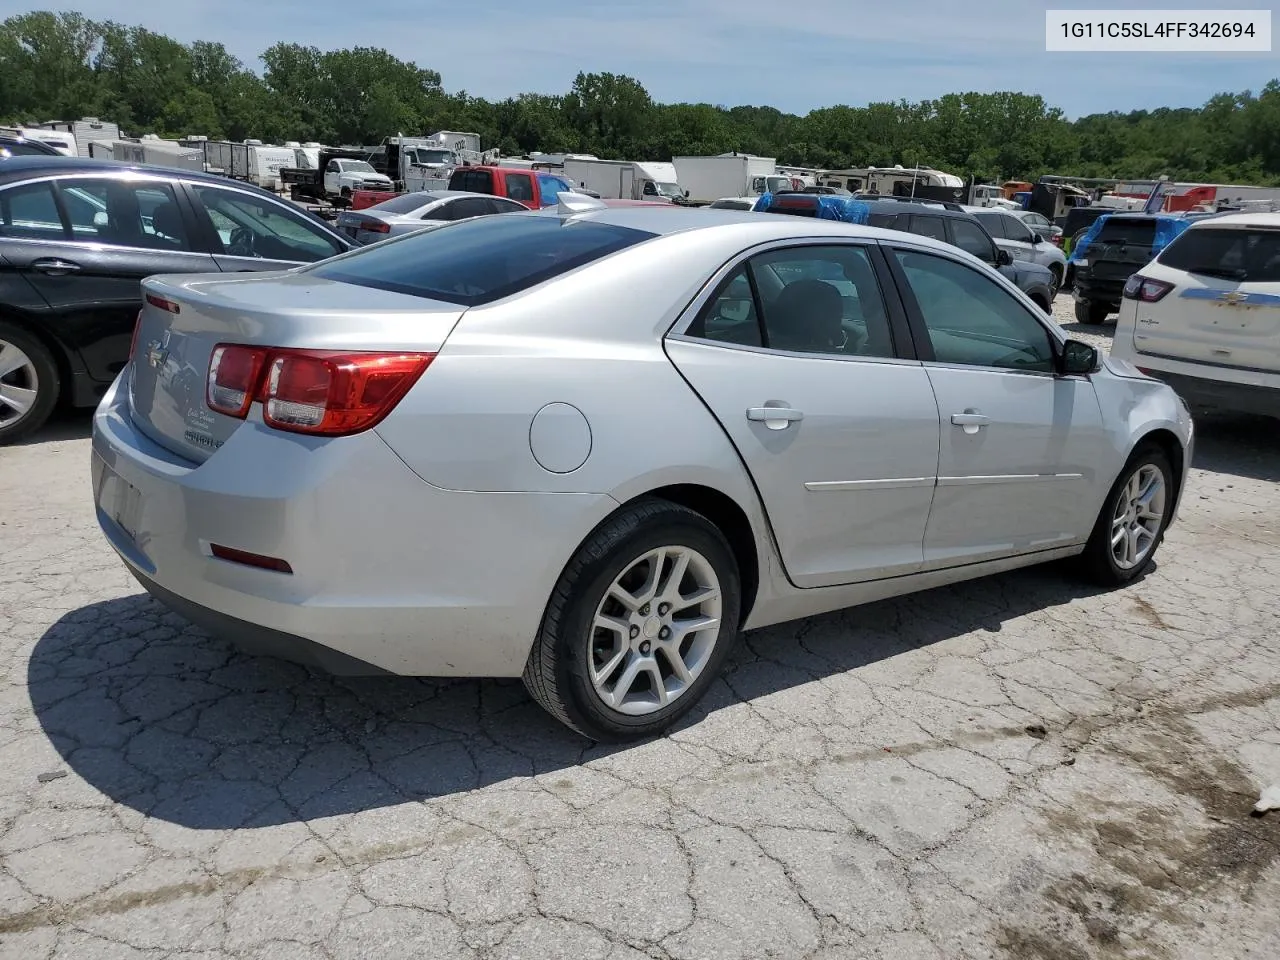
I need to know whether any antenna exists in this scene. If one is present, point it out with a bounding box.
[556,192,608,217]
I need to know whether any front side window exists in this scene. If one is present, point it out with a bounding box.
[0,181,64,240]
[1158,227,1280,282]
[1001,215,1035,244]
[56,178,191,250]
[194,186,342,262]
[687,245,895,359]
[894,249,1054,373]
[306,214,655,306]
[951,220,996,262]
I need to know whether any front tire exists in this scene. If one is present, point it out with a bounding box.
[522,498,742,742]
[1077,444,1174,586]
[0,321,60,445]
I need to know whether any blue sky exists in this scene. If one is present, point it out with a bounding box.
[52,0,1279,118]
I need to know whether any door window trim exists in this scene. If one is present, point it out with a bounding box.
[882,240,1066,378]
[666,238,919,364]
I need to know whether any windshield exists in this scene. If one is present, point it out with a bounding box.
[1096,218,1157,245]
[654,181,683,199]
[414,149,454,165]
[344,160,376,174]
[1159,227,1280,282]
[307,214,656,306]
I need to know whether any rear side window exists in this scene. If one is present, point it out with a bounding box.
[1159,227,1280,282]
[868,213,900,228]
[506,173,535,204]
[0,181,65,240]
[307,214,656,306]
[373,193,435,215]
[910,215,947,241]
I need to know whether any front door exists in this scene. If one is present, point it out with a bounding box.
[185,183,348,272]
[666,242,941,588]
[885,244,1109,567]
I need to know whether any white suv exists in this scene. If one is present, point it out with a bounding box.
[1110,212,1280,418]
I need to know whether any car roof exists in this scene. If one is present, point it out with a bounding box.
[0,155,278,192]
[1186,211,1280,229]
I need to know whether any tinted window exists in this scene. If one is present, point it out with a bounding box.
[689,266,761,346]
[58,179,191,251]
[1096,218,1157,245]
[450,196,494,219]
[0,181,64,240]
[373,193,438,215]
[195,186,343,262]
[951,219,996,262]
[1159,227,1280,282]
[0,139,57,157]
[307,215,655,306]
[910,215,947,241]
[972,212,1007,239]
[1001,215,1035,243]
[894,249,1053,373]
[468,170,495,194]
[505,173,534,204]
[868,212,900,229]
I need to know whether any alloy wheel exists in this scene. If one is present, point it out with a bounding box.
[1111,464,1166,570]
[589,545,723,716]
[0,339,39,428]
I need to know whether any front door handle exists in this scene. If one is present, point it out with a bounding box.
[31,257,81,276]
[747,406,804,430]
[951,411,991,435]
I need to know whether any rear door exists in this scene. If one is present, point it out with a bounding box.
[186,183,348,272]
[665,241,942,588]
[2,174,217,385]
[1132,224,1280,371]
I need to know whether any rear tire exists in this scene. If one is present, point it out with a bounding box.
[1074,299,1111,325]
[522,497,742,742]
[0,320,60,446]
[1048,264,1063,298]
[1076,443,1174,587]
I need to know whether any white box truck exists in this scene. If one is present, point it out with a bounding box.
[561,158,684,202]
[673,154,793,204]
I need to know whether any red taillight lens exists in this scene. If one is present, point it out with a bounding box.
[1122,275,1174,302]
[364,221,390,234]
[207,344,268,418]
[206,345,433,436]
[145,293,181,314]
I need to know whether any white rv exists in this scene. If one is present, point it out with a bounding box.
[35,117,119,157]
[673,154,792,204]
[818,165,964,195]
[561,158,684,202]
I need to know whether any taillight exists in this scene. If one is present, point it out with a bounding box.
[363,221,390,234]
[145,293,181,314]
[207,345,268,418]
[1123,275,1174,302]
[206,345,433,436]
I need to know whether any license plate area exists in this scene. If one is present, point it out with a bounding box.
[95,459,144,542]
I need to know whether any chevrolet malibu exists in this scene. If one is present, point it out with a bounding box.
[92,199,1194,742]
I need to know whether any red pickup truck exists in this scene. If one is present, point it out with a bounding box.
[351,166,575,211]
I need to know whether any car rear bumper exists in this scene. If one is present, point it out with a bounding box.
[92,371,619,677]
[1137,365,1280,418]
[1073,276,1126,304]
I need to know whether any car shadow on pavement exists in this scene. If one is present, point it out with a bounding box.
[1188,412,1278,482]
[14,409,93,446]
[30,564,1115,830]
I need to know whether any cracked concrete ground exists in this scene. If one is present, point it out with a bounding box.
[2,300,1278,960]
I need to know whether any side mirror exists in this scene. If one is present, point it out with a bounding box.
[995,248,1013,266]
[684,189,690,198]
[1058,339,1098,376]
[1031,232,1045,244]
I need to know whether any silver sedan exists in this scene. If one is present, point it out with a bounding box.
[92,199,1193,742]
[335,190,529,244]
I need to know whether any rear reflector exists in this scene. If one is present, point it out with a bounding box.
[145,293,181,314]
[206,345,434,436]
[210,544,293,574]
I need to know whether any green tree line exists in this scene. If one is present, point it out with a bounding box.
[3,10,1280,185]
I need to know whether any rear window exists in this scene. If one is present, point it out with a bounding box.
[372,193,434,215]
[1159,227,1280,282]
[760,195,820,217]
[1096,218,1157,245]
[307,213,656,305]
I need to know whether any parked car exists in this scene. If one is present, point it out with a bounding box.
[1070,213,1197,325]
[965,207,1068,295]
[755,193,1058,312]
[0,156,356,443]
[1,134,63,158]
[91,198,1192,741]
[1110,212,1280,417]
[1061,206,1113,259]
[1008,208,1064,243]
[447,165,575,209]
[334,190,530,244]
[706,197,758,211]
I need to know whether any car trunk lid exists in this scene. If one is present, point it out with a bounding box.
[127,271,466,463]
[1132,225,1280,371]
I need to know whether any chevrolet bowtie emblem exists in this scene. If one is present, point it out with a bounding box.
[1218,291,1248,305]
[146,330,171,369]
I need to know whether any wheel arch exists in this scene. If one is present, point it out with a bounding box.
[0,308,76,408]
[1132,427,1187,519]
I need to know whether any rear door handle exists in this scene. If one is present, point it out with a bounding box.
[951,412,991,434]
[31,257,81,276]
[747,406,804,430]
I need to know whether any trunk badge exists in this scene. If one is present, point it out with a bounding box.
[1218,291,1248,305]
[146,331,171,369]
